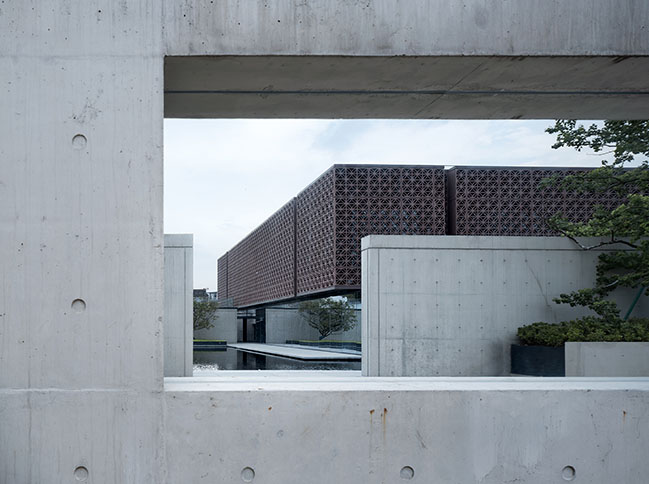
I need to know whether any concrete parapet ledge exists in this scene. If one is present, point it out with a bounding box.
[164,376,649,483]
[361,234,638,251]
[165,373,649,392]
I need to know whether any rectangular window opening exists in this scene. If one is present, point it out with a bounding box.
[162,55,619,379]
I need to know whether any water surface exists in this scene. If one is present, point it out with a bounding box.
[194,348,361,371]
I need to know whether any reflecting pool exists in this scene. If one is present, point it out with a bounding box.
[194,348,361,371]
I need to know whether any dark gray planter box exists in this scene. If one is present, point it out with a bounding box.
[511,344,565,376]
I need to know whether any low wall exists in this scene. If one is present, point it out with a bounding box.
[164,376,649,483]
[164,234,193,377]
[566,342,649,376]
[265,307,361,344]
[362,235,649,377]
[194,308,238,344]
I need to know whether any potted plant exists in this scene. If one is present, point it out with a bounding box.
[513,315,649,376]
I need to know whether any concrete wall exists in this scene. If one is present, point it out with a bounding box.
[265,308,361,344]
[362,236,649,377]
[3,2,649,482]
[165,376,649,483]
[566,342,649,377]
[194,308,238,344]
[164,1,649,56]
[164,234,193,377]
[0,3,166,482]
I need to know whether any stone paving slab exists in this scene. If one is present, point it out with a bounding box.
[281,344,361,356]
[228,343,361,361]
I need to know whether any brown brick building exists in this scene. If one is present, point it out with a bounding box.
[218,165,621,308]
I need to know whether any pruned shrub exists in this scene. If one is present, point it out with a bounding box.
[517,316,649,347]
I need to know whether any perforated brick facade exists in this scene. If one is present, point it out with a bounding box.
[220,200,295,307]
[218,165,623,308]
[332,166,446,288]
[217,253,228,301]
[447,167,623,236]
[219,165,446,307]
[295,168,336,296]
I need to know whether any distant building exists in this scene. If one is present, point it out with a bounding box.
[218,164,623,308]
[193,288,208,301]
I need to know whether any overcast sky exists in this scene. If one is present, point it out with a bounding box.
[164,119,609,290]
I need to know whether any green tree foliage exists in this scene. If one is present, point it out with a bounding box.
[193,300,219,331]
[543,120,649,323]
[298,297,357,340]
[517,121,649,345]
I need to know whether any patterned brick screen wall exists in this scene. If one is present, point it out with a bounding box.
[218,165,623,307]
[224,200,296,307]
[449,167,623,236]
[295,168,336,296]
[333,166,446,287]
[217,253,228,300]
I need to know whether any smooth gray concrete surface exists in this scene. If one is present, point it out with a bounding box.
[163,1,649,56]
[164,234,193,377]
[165,373,649,391]
[194,307,238,344]
[163,1,649,118]
[165,376,649,483]
[165,56,649,119]
[566,342,649,377]
[3,1,649,482]
[1,2,165,483]
[266,307,360,344]
[362,236,649,377]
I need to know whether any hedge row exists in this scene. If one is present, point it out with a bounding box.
[517,316,649,347]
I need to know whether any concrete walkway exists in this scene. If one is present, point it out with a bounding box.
[282,344,361,356]
[228,343,361,361]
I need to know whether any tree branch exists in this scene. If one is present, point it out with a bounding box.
[556,228,638,250]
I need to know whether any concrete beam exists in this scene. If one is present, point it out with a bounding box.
[163,1,649,56]
[164,55,649,119]
[163,0,649,119]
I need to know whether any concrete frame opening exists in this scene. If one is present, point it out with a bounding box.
[5,2,649,480]
[163,54,648,378]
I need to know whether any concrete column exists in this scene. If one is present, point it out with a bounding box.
[164,234,193,377]
[0,3,165,482]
